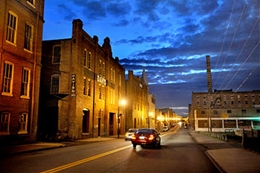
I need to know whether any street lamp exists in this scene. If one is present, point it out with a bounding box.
[118,99,126,138]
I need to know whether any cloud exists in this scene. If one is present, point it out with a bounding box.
[43,0,260,116]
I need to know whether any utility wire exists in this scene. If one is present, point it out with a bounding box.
[213,0,236,88]
[223,40,260,90]
[235,66,258,92]
[221,16,259,90]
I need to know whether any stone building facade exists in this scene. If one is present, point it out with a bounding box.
[39,19,126,140]
[125,70,149,130]
[0,0,44,145]
[190,89,260,132]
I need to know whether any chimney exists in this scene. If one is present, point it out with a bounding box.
[206,55,212,93]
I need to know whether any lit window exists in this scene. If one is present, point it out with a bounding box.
[51,75,59,94]
[21,68,30,98]
[110,88,115,104]
[83,49,87,67]
[18,113,28,134]
[24,23,33,51]
[87,79,91,96]
[2,61,14,95]
[88,52,92,69]
[6,11,17,44]
[53,46,61,63]
[111,68,115,82]
[0,112,10,134]
[99,85,102,99]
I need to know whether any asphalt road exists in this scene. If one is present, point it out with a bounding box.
[0,128,220,173]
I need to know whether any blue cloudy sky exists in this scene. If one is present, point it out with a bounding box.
[43,0,260,116]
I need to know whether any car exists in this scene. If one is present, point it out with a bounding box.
[125,128,137,141]
[162,126,169,132]
[131,128,161,149]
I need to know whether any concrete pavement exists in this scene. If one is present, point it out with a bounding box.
[189,131,260,173]
[1,132,260,173]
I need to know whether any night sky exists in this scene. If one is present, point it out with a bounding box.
[43,0,260,116]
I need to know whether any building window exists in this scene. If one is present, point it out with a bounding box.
[111,68,115,83]
[18,113,28,134]
[99,85,102,99]
[87,79,91,96]
[83,49,87,67]
[6,11,17,44]
[24,23,33,51]
[119,74,121,86]
[27,0,35,5]
[0,112,10,134]
[110,88,115,104]
[88,52,91,69]
[2,61,14,95]
[227,110,232,113]
[21,68,30,98]
[51,75,59,94]
[242,109,246,114]
[53,46,61,63]
[245,100,248,105]
[83,77,86,95]
[256,109,260,113]
[231,100,234,105]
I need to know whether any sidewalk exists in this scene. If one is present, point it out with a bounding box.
[189,131,260,173]
[1,133,260,173]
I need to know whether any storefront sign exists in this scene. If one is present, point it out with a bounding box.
[97,75,107,85]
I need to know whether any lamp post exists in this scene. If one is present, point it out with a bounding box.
[118,99,126,138]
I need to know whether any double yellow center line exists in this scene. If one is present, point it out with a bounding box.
[40,145,132,173]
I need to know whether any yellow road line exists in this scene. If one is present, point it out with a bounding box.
[40,145,132,173]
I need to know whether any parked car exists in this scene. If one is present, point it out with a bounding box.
[125,128,137,141]
[162,126,169,132]
[131,128,161,149]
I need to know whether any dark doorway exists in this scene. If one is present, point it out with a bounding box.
[38,107,58,141]
[134,118,136,128]
[82,110,90,133]
[109,113,114,135]
[98,117,101,136]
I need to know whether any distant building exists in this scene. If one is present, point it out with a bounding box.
[148,93,156,128]
[39,19,126,140]
[125,70,149,130]
[0,0,44,145]
[190,89,260,132]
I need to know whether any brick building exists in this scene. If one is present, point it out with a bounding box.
[0,0,44,145]
[125,70,149,130]
[39,19,126,140]
[190,89,260,132]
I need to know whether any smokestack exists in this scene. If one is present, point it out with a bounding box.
[206,55,212,93]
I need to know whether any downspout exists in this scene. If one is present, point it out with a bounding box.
[30,2,40,142]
